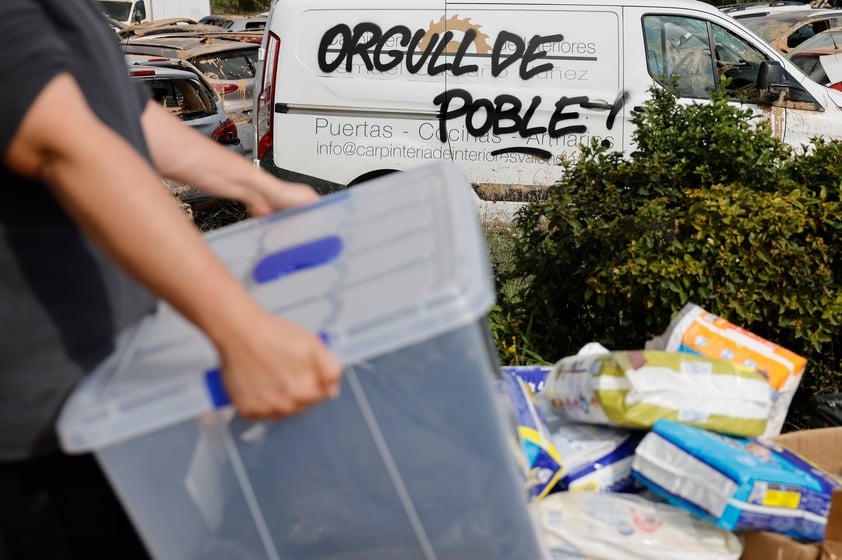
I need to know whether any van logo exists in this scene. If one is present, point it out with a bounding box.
[418,15,492,55]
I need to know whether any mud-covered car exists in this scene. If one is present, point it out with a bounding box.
[116,18,224,39]
[122,35,258,159]
[198,14,267,32]
[741,9,842,54]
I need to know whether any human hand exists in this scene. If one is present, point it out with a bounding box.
[244,174,321,217]
[215,308,343,420]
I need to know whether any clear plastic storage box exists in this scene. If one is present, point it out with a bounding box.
[57,162,548,560]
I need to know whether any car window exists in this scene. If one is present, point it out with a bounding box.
[191,51,256,81]
[787,18,842,49]
[789,26,842,55]
[144,77,215,120]
[791,53,831,84]
[644,15,717,98]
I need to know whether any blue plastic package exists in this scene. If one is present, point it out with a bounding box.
[499,369,563,499]
[501,365,552,395]
[632,419,841,541]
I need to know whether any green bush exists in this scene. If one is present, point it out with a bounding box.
[504,83,842,427]
[210,0,270,15]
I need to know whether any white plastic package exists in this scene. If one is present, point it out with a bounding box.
[534,491,743,559]
[646,303,806,438]
[550,423,644,493]
[544,349,772,437]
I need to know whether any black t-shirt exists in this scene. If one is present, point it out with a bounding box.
[0,0,157,460]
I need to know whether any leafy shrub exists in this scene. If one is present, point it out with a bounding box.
[210,0,270,15]
[505,83,842,427]
[485,221,550,365]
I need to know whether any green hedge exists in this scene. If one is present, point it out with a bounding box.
[500,83,842,428]
[209,0,271,15]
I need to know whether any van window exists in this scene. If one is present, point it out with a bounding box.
[644,15,767,102]
[644,15,716,98]
[133,1,145,24]
[710,24,766,102]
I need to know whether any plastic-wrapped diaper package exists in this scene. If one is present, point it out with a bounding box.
[550,423,644,493]
[646,303,806,438]
[632,419,842,542]
[501,365,553,395]
[499,369,564,499]
[544,349,772,437]
[533,490,743,560]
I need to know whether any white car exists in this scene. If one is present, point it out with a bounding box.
[720,1,817,20]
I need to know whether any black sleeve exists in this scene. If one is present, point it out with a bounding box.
[0,0,74,156]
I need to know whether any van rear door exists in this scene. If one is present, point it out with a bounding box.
[442,4,624,201]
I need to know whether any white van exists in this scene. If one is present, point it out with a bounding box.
[254,0,842,201]
[98,0,210,26]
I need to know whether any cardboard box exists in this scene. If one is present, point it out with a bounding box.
[740,427,842,560]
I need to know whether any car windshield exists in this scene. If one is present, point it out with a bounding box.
[191,50,257,80]
[98,1,132,21]
[742,12,842,49]
[742,13,814,40]
[142,77,215,120]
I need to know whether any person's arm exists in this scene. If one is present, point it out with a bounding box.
[140,100,315,216]
[5,73,342,419]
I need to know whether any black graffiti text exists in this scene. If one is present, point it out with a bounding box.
[433,89,623,142]
[318,23,568,79]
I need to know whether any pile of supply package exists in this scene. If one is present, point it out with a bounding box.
[499,303,842,560]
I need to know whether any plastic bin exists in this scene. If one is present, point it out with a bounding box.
[56,162,548,560]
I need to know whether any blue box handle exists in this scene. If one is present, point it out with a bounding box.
[253,235,343,284]
[205,332,332,409]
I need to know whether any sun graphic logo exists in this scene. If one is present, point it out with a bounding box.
[418,15,492,54]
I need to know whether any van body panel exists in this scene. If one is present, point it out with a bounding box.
[442,5,624,195]
[259,0,842,200]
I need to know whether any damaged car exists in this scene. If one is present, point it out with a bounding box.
[122,35,258,159]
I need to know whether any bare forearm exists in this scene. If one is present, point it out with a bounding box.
[6,74,342,419]
[141,102,253,194]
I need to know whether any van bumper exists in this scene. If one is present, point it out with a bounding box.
[257,157,346,196]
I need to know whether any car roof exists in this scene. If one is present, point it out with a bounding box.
[740,7,841,25]
[118,20,227,39]
[789,44,842,54]
[122,35,258,56]
[721,1,813,18]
